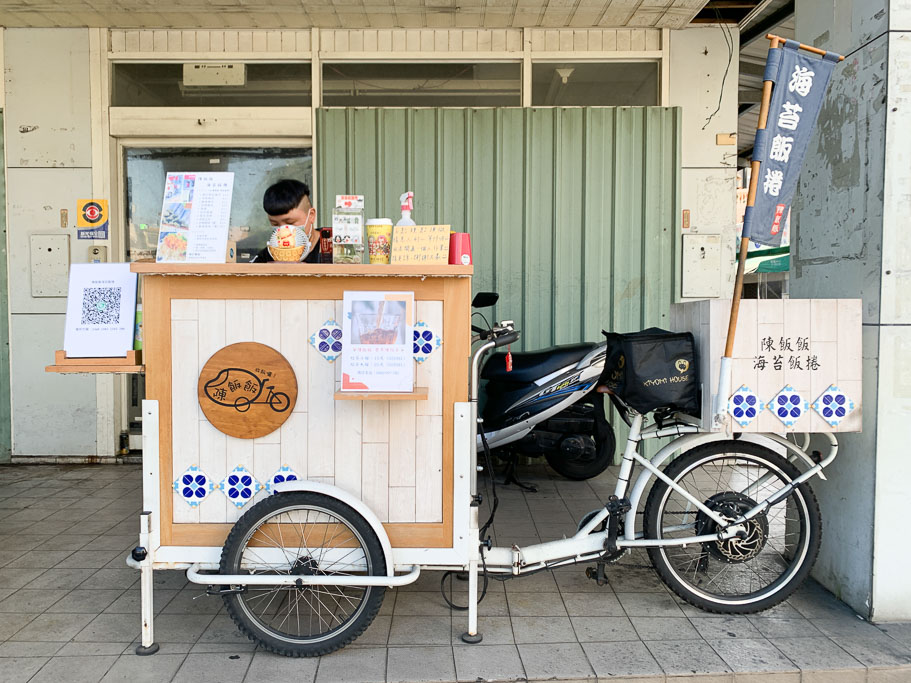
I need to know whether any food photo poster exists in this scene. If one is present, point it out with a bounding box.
[341,291,414,392]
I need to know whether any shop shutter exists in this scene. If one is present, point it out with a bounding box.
[316,107,681,351]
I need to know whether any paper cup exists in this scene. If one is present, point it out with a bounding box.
[366,219,393,264]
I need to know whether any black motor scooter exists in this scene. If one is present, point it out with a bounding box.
[472,292,616,481]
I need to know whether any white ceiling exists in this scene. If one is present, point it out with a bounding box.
[0,0,709,30]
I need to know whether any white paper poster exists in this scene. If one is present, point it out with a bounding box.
[341,291,414,392]
[156,172,234,263]
[63,263,138,358]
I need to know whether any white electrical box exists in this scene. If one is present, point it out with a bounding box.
[30,234,70,297]
[183,63,246,87]
[681,233,721,298]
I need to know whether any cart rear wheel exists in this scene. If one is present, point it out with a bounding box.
[643,442,821,614]
[220,491,386,657]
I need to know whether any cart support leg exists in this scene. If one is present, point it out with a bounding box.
[135,512,159,656]
[461,551,483,644]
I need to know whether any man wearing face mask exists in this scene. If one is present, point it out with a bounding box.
[250,179,318,263]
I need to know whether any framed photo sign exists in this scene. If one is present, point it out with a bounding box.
[341,291,414,392]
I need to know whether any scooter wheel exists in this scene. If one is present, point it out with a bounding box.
[544,396,615,480]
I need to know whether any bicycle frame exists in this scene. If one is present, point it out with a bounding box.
[473,412,837,572]
[461,331,839,639]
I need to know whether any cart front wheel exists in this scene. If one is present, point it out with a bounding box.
[220,491,386,657]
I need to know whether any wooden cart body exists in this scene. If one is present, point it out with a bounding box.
[133,263,474,571]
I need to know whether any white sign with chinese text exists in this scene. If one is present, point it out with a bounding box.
[671,298,862,433]
[63,263,138,358]
[335,194,365,209]
[156,172,234,263]
[341,291,414,392]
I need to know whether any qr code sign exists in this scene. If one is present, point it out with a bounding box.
[81,287,122,325]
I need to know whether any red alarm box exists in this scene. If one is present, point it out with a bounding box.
[449,232,472,265]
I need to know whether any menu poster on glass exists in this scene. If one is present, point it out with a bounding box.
[341,291,414,392]
[63,263,138,358]
[156,172,234,263]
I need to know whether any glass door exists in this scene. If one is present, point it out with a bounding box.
[121,144,313,451]
[124,146,313,262]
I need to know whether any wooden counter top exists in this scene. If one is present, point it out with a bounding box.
[131,263,473,277]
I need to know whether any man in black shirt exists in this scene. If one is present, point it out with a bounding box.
[250,179,318,263]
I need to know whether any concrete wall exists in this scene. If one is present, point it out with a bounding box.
[3,29,99,457]
[870,21,911,621]
[669,25,739,301]
[793,0,911,619]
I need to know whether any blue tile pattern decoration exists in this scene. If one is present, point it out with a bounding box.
[813,385,855,427]
[413,321,441,364]
[218,465,263,508]
[768,385,809,428]
[727,385,764,428]
[309,320,343,362]
[173,465,213,508]
[265,465,301,494]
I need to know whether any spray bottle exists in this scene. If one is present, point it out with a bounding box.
[397,191,416,226]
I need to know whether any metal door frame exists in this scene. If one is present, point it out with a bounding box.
[0,111,10,462]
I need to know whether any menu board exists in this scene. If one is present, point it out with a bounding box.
[156,172,234,263]
[63,263,138,358]
[341,291,414,392]
[390,225,450,265]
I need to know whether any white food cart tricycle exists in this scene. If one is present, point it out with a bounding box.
[89,262,858,658]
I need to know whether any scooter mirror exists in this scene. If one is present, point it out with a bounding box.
[472,292,499,308]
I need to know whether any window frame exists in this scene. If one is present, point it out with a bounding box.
[528,58,663,107]
[318,59,524,108]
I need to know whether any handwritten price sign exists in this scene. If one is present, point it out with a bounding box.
[391,225,450,265]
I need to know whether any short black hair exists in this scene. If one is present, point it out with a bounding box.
[263,179,310,216]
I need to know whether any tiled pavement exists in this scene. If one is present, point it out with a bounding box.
[1,464,911,682]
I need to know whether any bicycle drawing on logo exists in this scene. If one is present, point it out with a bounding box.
[203,367,291,413]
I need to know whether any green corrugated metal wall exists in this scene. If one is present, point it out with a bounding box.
[316,107,681,350]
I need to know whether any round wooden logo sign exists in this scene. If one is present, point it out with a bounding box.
[197,342,298,439]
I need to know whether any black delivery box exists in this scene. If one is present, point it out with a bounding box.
[598,328,699,417]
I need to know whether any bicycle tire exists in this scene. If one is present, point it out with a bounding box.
[643,441,821,614]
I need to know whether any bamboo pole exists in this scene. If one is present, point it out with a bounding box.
[766,34,846,61]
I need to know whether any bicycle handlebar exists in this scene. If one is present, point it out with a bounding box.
[493,330,520,348]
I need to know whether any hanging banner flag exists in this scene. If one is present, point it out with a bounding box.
[76,199,109,240]
[745,41,841,247]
